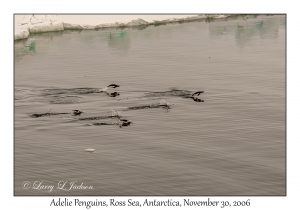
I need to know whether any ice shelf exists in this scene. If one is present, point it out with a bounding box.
[14,14,230,40]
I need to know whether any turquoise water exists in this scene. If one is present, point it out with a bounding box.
[14,15,286,195]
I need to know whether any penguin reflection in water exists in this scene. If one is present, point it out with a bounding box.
[104,92,120,97]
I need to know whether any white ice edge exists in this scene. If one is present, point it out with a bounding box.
[14,14,231,40]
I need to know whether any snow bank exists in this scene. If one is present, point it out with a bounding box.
[15,15,63,40]
[14,24,30,40]
[14,14,230,40]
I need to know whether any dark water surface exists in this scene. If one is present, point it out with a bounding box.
[14,15,286,195]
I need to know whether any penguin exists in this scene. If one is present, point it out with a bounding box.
[72,110,83,116]
[119,119,132,128]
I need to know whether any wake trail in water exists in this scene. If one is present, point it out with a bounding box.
[42,88,101,95]
[118,89,205,102]
[127,100,174,111]
[79,115,121,121]
[30,112,70,118]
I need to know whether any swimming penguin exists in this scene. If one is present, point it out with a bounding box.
[119,119,131,128]
[191,91,204,97]
[100,84,120,92]
[72,110,83,116]
[189,91,204,102]
[108,84,119,88]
